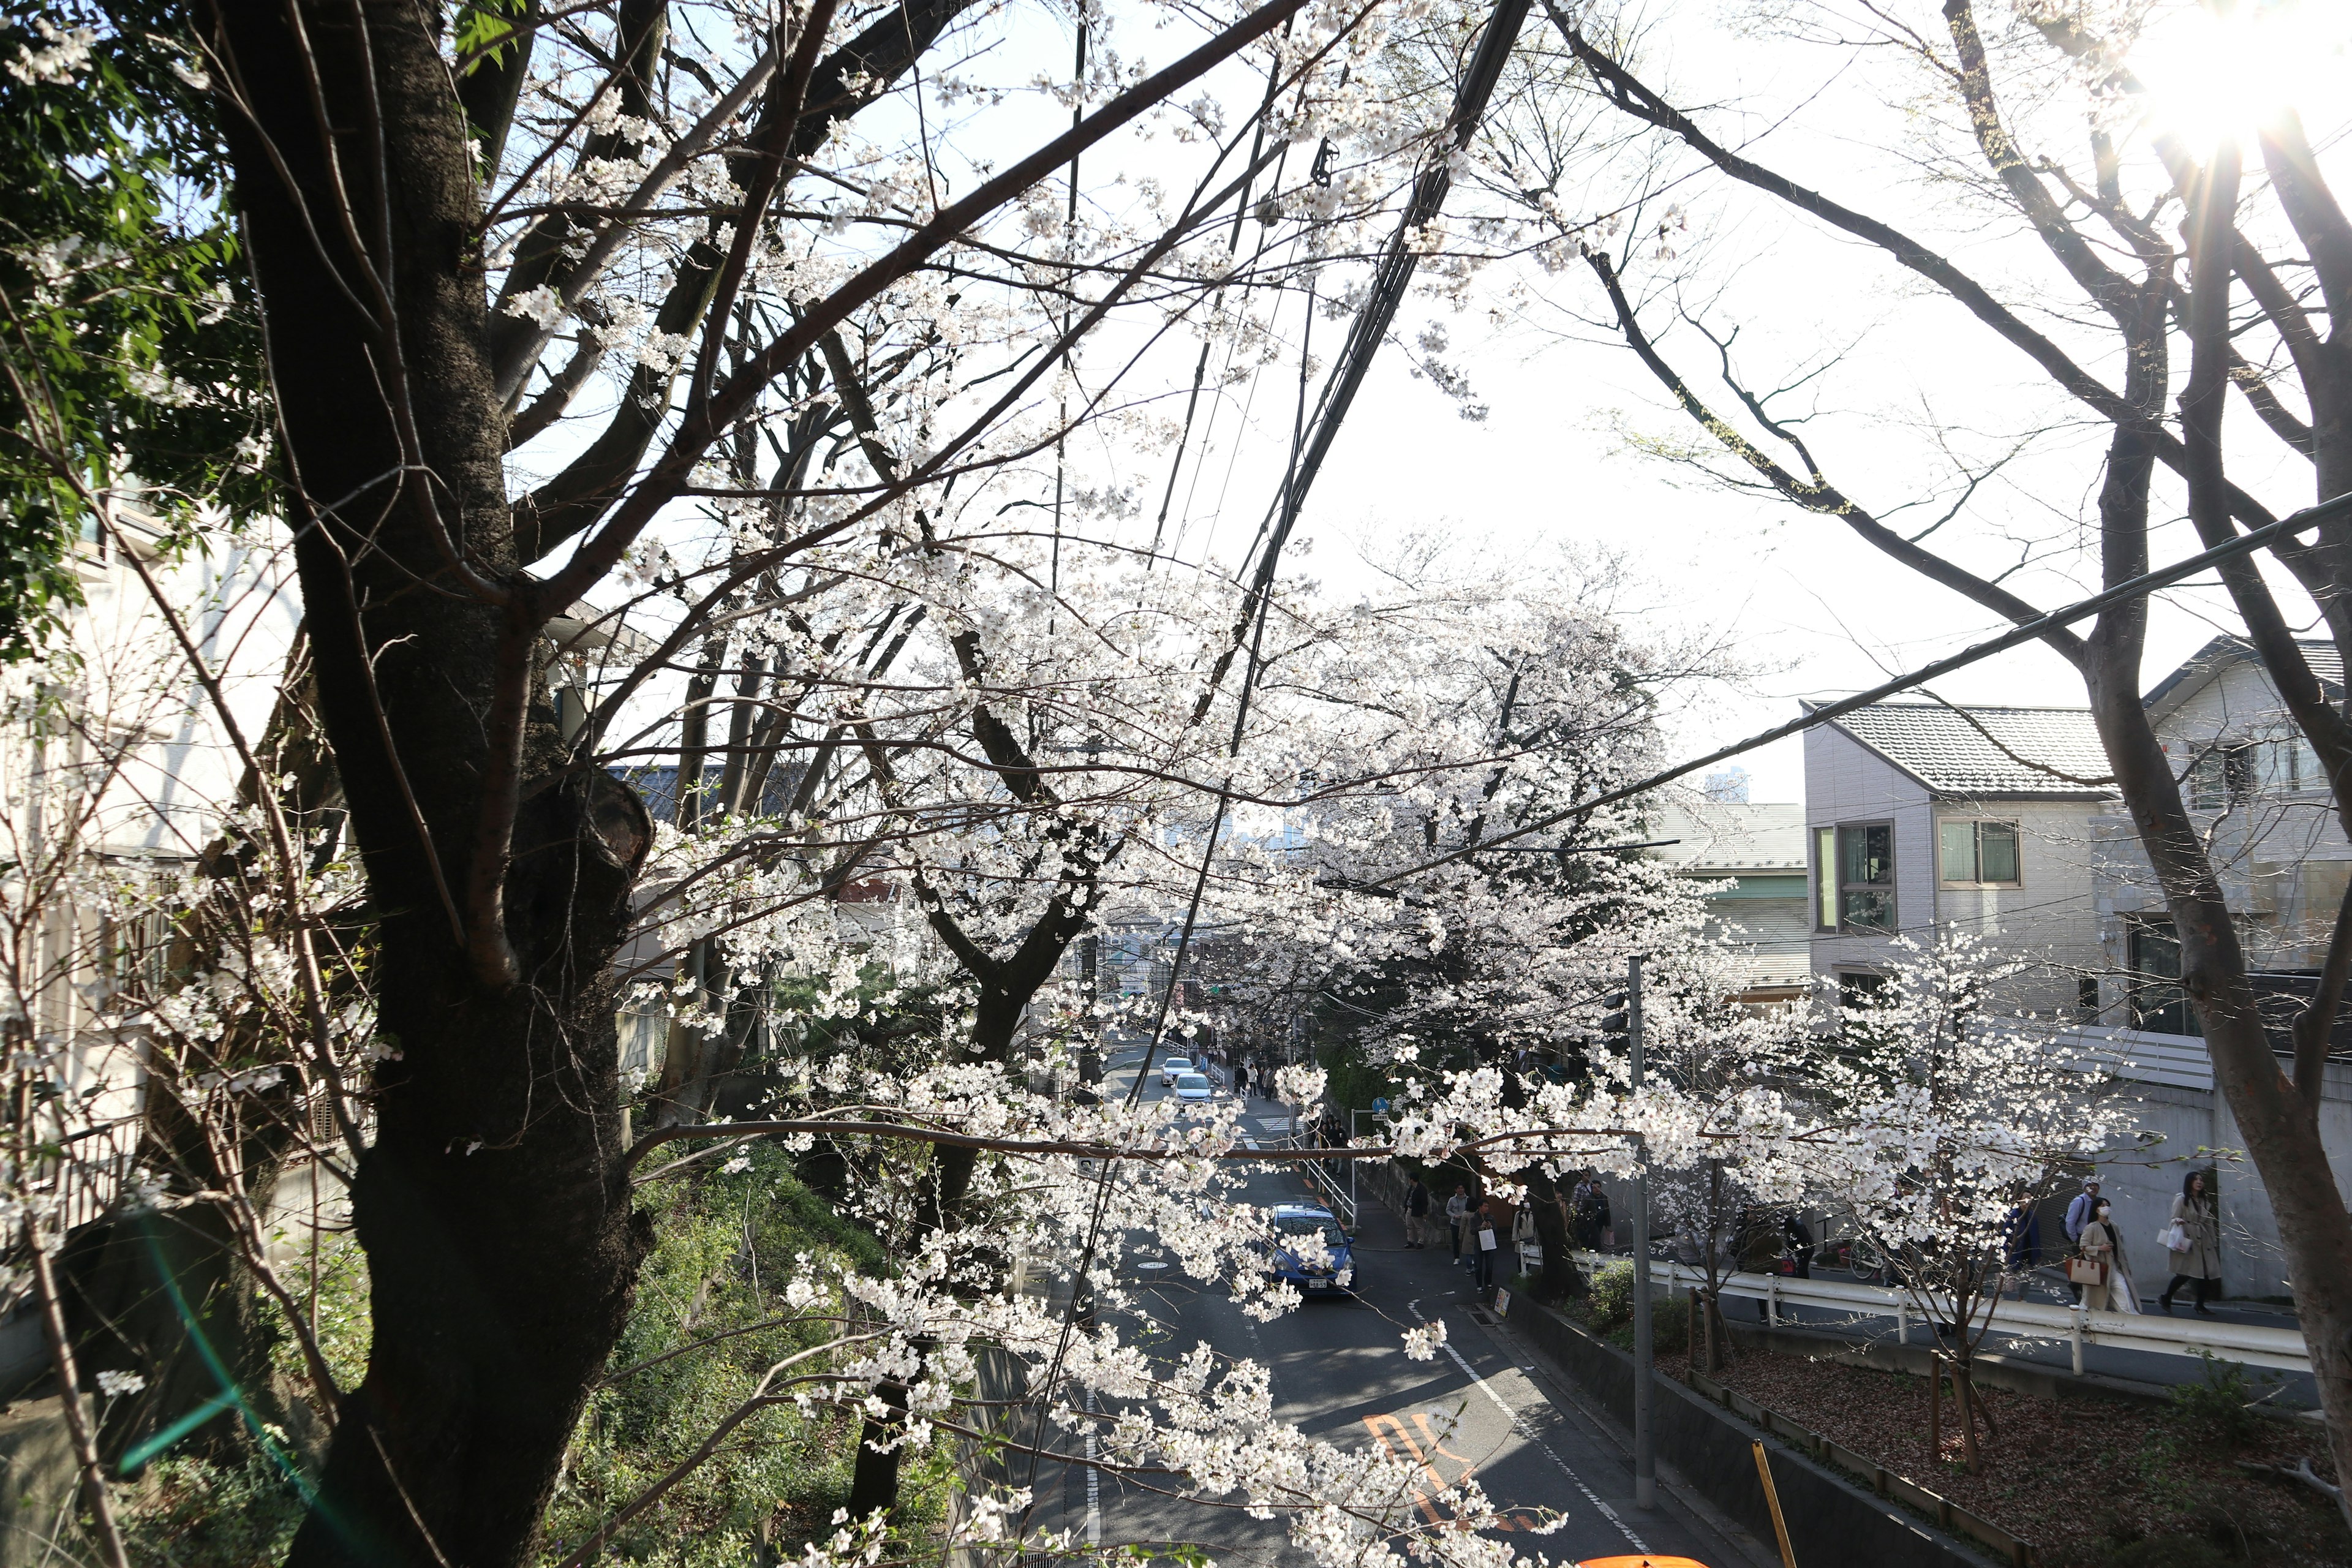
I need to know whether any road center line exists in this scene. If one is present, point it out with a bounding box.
[1408,1297,1648,1553]
[1084,1387,1101,1545]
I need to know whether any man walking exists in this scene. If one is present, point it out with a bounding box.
[1445,1185,1471,1262]
[1472,1201,1500,1290]
[1404,1175,1432,1248]
[2064,1179,2102,1302]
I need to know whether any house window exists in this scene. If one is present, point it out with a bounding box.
[2185,741,2255,809]
[1816,823,1894,931]
[1939,820,2021,886]
[2127,919,2199,1036]
[1838,970,1887,1009]
[2255,733,2326,795]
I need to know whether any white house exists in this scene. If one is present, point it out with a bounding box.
[1804,701,2113,1016]
[1796,659,2352,1302]
[2049,638,2352,1300]
[2096,636,2352,1037]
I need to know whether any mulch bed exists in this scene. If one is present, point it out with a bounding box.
[1658,1343,2351,1567]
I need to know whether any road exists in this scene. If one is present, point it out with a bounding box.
[1015,1043,1752,1567]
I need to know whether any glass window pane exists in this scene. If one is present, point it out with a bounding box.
[1842,888,1894,929]
[2299,741,2324,793]
[1815,827,1836,928]
[1979,823,2019,883]
[1862,824,1892,884]
[2188,751,2223,809]
[1939,820,1976,883]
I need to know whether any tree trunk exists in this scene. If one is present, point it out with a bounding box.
[1515,1163,1586,1303]
[199,4,654,1563]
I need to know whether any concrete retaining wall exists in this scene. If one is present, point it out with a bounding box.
[1506,1298,1992,1568]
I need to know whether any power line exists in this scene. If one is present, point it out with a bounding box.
[1375,488,2352,888]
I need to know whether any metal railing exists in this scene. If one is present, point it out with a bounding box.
[1570,1250,2311,1374]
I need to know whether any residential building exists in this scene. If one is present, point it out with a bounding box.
[2095,636,2352,1041]
[1646,791,1809,1005]
[1804,700,2113,1014]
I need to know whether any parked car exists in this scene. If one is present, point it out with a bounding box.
[1172,1072,1216,1108]
[1265,1204,1354,1294]
[1159,1056,1194,1087]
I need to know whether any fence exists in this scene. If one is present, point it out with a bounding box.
[1570,1250,2311,1374]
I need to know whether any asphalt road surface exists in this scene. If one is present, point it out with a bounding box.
[1015,1044,1750,1568]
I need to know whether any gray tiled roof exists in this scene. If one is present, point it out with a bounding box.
[1825,702,2114,799]
[2143,635,2343,722]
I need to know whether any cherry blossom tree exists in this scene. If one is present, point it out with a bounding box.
[1791,933,2141,1474]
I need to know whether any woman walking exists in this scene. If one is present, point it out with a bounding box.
[2160,1169,2223,1315]
[2075,1202,2118,1311]
[2083,1198,2141,1313]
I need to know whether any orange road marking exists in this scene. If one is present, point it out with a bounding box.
[1362,1415,1446,1523]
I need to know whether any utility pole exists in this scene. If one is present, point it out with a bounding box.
[1628,954,1656,1510]
[1077,932,1102,1099]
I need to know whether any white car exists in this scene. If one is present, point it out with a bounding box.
[1159,1057,1194,1087]
[1172,1072,1215,1108]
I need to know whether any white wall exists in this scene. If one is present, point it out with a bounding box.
[1805,726,1933,978]
[1931,797,2105,1015]
[1806,728,2103,1016]
[2065,1029,2352,1302]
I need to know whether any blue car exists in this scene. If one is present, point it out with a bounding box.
[1266,1204,1354,1294]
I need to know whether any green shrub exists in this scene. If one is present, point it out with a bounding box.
[120,1449,309,1567]
[1588,1261,1634,1332]
[1583,1262,1688,1352]
[2168,1351,2274,1450]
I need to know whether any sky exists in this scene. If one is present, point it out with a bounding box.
[519,0,2352,811]
[1075,0,2352,806]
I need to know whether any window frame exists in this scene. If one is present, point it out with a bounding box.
[1814,821,1896,933]
[1937,818,2023,889]
[2184,739,2256,810]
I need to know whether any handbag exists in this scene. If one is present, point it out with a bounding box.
[1478,1227,1498,1251]
[2066,1255,2108,1286]
[2160,1221,2190,1253]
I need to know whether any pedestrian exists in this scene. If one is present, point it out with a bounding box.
[1584,1180,1613,1250]
[2096,1199,2141,1315]
[1404,1175,1432,1248]
[1445,1185,1471,1261]
[2001,1200,2042,1298]
[2063,1178,2101,1245]
[2158,1169,2223,1315]
[1234,1060,1250,1098]
[1779,1208,1813,1278]
[2064,1178,2103,1302]
[2075,1201,2118,1312]
[1472,1203,1499,1289]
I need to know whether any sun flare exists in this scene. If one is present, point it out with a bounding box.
[2125,0,2351,156]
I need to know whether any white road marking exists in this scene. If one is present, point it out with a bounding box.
[1084,1388,1101,1545]
[1407,1297,1648,1553]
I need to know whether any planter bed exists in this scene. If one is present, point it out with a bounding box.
[1661,1343,2349,1568]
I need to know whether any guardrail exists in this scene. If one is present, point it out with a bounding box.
[1284,1120,1359,1230]
[1569,1250,2311,1374]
